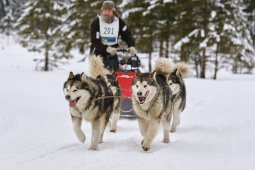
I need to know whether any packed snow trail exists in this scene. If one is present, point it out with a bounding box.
[0,44,255,170]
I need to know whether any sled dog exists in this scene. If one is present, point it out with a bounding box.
[89,56,121,132]
[168,62,189,132]
[63,55,115,150]
[132,58,174,151]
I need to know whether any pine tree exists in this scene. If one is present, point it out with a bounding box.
[0,0,13,36]
[173,0,254,78]
[225,0,254,74]
[16,0,67,71]
[122,0,158,72]
[61,0,101,54]
[0,0,29,36]
[173,0,213,78]
[244,0,255,48]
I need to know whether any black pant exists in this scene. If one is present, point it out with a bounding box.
[102,55,119,71]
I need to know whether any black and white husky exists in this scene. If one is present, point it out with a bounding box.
[132,58,174,151]
[63,55,118,150]
[89,57,121,133]
[168,62,189,132]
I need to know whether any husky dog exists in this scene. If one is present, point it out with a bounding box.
[168,62,189,132]
[63,55,114,150]
[132,58,174,151]
[96,74,121,132]
[89,56,121,133]
[106,74,121,132]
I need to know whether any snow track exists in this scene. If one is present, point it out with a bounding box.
[1,43,255,170]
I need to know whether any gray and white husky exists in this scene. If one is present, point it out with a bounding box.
[168,62,189,132]
[105,74,121,132]
[132,58,174,151]
[63,55,116,150]
[89,57,121,133]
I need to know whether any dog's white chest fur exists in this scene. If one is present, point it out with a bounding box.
[133,96,164,120]
[70,105,98,121]
[70,108,82,118]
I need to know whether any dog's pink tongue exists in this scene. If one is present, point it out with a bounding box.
[69,100,76,108]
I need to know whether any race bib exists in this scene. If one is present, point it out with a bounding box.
[99,16,119,45]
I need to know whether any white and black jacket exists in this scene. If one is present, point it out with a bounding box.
[90,16,135,57]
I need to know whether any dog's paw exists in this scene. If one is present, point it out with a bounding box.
[170,127,176,133]
[142,145,150,151]
[142,142,150,151]
[88,145,98,151]
[110,128,116,133]
[162,138,170,144]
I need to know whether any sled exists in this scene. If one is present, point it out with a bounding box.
[112,49,140,119]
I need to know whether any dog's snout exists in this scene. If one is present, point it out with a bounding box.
[65,95,70,100]
[137,92,142,96]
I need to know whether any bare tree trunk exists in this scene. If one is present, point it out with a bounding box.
[148,37,153,72]
[159,38,163,58]
[180,46,185,62]
[195,54,199,78]
[148,52,152,72]
[200,1,208,79]
[44,15,49,72]
[232,55,238,74]
[44,41,49,71]
[213,44,219,80]
[44,1,50,71]
[165,39,169,58]
[200,48,206,78]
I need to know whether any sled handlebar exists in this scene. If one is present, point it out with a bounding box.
[117,49,138,57]
[117,49,129,53]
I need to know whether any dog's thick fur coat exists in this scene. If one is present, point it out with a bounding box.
[168,62,189,132]
[63,55,115,150]
[132,58,174,151]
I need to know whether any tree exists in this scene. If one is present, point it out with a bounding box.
[16,0,67,71]
[122,0,159,72]
[0,0,28,36]
[61,0,101,55]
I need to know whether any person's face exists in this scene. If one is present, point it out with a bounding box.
[101,9,113,22]
[101,8,113,18]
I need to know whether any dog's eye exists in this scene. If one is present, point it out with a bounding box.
[144,85,147,88]
[73,89,78,92]
[136,85,138,88]
[169,83,173,85]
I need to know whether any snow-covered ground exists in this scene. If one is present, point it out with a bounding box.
[1,41,255,170]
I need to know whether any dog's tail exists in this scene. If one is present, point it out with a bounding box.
[176,62,190,78]
[89,55,110,78]
[154,58,174,76]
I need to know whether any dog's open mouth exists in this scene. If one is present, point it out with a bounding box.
[138,90,149,104]
[69,96,81,108]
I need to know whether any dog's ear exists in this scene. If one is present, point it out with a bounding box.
[81,72,87,81]
[68,72,74,79]
[150,70,156,80]
[173,69,177,75]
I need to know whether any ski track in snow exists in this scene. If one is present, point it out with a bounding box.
[1,43,255,170]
